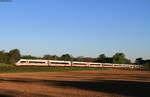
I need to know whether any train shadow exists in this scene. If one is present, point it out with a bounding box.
[53,80,150,97]
[0,89,50,97]
[0,78,150,97]
[0,94,13,97]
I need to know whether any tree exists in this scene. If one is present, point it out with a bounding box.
[75,56,94,62]
[0,50,6,63]
[125,59,131,64]
[98,54,106,59]
[98,54,106,62]
[105,57,113,63]
[112,53,126,64]
[43,55,58,60]
[21,55,40,59]
[9,49,21,64]
[144,60,150,70]
[75,56,84,62]
[95,54,107,63]
[135,58,144,65]
[135,58,150,70]
[4,53,10,64]
[60,54,72,61]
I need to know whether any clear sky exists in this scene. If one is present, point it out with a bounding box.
[0,0,150,61]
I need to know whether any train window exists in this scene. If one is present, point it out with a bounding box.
[29,61,46,63]
[114,65,120,66]
[20,61,27,63]
[73,63,87,65]
[90,64,100,65]
[51,62,69,64]
[103,64,112,66]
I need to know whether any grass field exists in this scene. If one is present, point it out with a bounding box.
[0,65,111,73]
[0,64,146,73]
[0,70,150,97]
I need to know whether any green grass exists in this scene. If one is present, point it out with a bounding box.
[113,67,150,71]
[0,65,112,73]
[0,63,11,67]
[0,64,148,73]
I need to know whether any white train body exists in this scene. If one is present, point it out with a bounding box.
[15,59,142,68]
[16,59,48,66]
[72,61,89,67]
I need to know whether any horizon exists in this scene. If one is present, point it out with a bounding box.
[0,0,150,61]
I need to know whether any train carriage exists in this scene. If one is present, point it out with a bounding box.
[72,61,89,67]
[89,62,102,67]
[16,59,48,66]
[49,60,71,66]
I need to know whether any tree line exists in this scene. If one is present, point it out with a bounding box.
[0,49,21,64]
[135,58,150,69]
[0,49,150,67]
[23,53,132,64]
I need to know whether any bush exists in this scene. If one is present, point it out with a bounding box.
[143,64,150,70]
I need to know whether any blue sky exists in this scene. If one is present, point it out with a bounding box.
[0,0,150,61]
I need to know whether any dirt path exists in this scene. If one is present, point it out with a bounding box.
[0,70,150,97]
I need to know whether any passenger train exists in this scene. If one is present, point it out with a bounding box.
[15,59,141,68]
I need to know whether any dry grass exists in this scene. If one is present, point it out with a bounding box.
[0,70,150,97]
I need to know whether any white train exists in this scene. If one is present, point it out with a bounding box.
[15,59,142,68]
